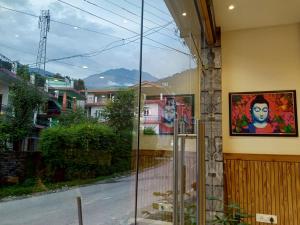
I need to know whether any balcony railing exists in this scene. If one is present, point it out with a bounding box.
[86,99,109,105]
[143,115,160,123]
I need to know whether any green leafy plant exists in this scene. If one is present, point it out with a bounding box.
[209,197,253,225]
[103,89,135,132]
[39,123,116,181]
[143,127,156,135]
[0,79,46,151]
[57,108,97,127]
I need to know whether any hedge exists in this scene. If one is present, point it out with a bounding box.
[39,123,132,182]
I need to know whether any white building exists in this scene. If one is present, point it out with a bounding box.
[0,68,17,113]
[84,89,117,121]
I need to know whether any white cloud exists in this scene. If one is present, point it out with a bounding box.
[0,0,192,80]
[107,80,120,86]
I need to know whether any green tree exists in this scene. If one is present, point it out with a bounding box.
[74,79,85,90]
[57,108,97,127]
[0,80,46,151]
[16,64,30,81]
[103,89,136,172]
[104,89,135,132]
[35,74,46,87]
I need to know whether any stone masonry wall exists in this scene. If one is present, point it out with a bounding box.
[0,152,41,184]
[200,46,223,223]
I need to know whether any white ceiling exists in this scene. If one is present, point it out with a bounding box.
[213,0,300,31]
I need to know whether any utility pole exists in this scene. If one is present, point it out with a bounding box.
[36,10,50,77]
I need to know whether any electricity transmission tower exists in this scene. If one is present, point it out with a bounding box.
[36,10,50,76]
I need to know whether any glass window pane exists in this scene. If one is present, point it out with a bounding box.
[0,0,142,224]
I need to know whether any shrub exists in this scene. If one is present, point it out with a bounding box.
[39,123,117,181]
[143,127,156,135]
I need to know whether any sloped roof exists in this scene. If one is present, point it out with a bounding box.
[0,68,17,85]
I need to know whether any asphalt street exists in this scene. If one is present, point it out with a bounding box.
[0,156,196,225]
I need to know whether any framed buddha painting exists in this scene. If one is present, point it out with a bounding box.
[229,90,298,136]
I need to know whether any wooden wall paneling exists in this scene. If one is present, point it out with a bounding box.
[250,161,256,225]
[279,162,284,225]
[245,160,251,224]
[287,163,293,225]
[224,154,300,225]
[292,163,298,225]
[283,162,289,224]
[296,163,300,225]
[265,162,270,215]
[273,161,279,225]
[269,162,275,216]
[238,160,243,210]
[231,159,236,203]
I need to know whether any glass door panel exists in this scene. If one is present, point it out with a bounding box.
[0,0,142,225]
[136,0,202,224]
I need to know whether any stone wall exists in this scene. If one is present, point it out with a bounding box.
[201,46,223,223]
[0,152,41,184]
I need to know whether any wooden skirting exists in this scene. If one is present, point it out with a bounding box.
[224,153,300,225]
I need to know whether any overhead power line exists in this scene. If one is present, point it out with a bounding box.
[57,0,189,56]
[122,0,170,24]
[83,0,180,42]
[0,5,122,40]
[28,21,173,65]
[102,0,178,35]
[144,0,172,18]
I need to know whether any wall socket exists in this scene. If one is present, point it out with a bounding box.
[256,213,277,224]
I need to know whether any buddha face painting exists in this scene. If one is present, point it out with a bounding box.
[163,104,176,127]
[252,103,269,123]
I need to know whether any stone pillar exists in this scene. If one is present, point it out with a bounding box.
[73,97,77,112]
[62,92,67,112]
[200,46,223,223]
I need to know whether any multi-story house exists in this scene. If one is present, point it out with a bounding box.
[84,89,117,121]
[46,76,85,115]
[0,68,17,114]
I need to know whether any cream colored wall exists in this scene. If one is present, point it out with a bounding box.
[222,23,300,155]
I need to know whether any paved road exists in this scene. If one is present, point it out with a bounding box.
[0,176,137,225]
[0,156,196,225]
[0,163,175,225]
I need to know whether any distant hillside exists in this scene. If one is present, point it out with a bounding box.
[29,67,54,77]
[84,68,158,89]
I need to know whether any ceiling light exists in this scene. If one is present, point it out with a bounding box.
[123,19,128,23]
[73,26,79,30]
[182,12,187,16]
[99,76,104,79]
[82,65,88,69]
[15,34,19,38]
[228,4,235,10]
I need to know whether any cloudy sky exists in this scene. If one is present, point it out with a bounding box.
[0,0,195,79]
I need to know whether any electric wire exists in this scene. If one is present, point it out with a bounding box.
[27,21,173,66]
[0,3,180,43]
[0,20,175,76]
[0,5,122,40]
[83,0,180,42]
[0,43,88,69]
[144,0,172,18]
[1,41,147,84]
[57,0,189,56]
[101,0,178,35]
[122,0,170,24]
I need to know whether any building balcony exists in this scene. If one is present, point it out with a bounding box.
[85,99,108,106]
[143,115,160,124]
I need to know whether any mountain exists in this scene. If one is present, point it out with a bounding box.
[84,68,158,89]
[29,67,55,77]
